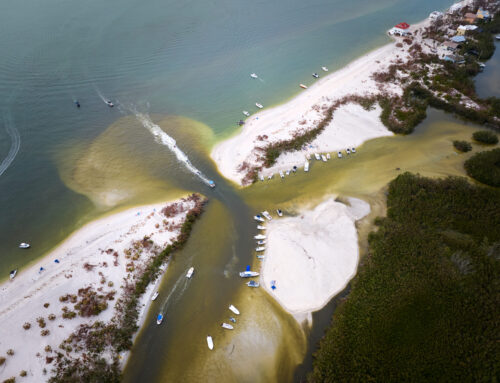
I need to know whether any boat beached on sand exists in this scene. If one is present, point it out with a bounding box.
[254,215,265,222]
[247,280,260,288]
[255,102,263,109]
[256,246,265,252]
[9,270,17,280]
[256,240,266,245]
[229,304,240,315]
[221,323,234,330]
[338,151,342,158]
[321,66,328,72]
[312,73,319,78]
[262,211,272,221]
[314,153,321,160]
[151,291,159,301]
[254,234,266,240]
[240,265,259,278]
[304,161,309,172]
[242,111,250,117]
[300,84,308,89]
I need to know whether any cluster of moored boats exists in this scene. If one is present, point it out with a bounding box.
[242,67,328,119]
[258,147,357,181]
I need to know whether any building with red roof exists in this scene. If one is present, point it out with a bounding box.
[395,22,410,29]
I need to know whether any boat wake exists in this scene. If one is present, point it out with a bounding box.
[160,273,189,313]
[134,112,213,187]
[0,112,21,177]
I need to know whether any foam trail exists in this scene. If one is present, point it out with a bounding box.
[0,112,21,177]
[134,112,213,186]
[161,273,189,313]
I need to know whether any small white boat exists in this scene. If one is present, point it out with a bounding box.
[300,84,308,89]
[267,174,273,180]
[229,304,240,315]
[257,225,266,230]
[256,246,265,252]
[259,175,264,181]
[243,111,250,117]
[254,234,266,240]
[262,211,272,220]
[305,153,311,160]
[496,35,500,41]
[312,73,319,78]
[304,161,309,172]
[186,267,194,279]
[346,148,351,155]
[337,151,342,158]
[239,270,260,278]
[207,335,214,350]
[256,240,266,245]
[221,323,234,330]
[247,281,260,288]
[314,153,321,160]
[257,255,265,260]
[351,147,356,153]
[250,73,258,79]
[279,170,284,178]
[254,215,265,222]
[151,291,159,301]
[321,66,329,72]
[156,313,164,325]
[19,243,30,249]
[208,180,216,188]
[9,270,17,280]
[321,155,327,162]
[326,153,331,160]
[285,170,290,176]
[256,103,263,109]
[276,209,283,217]
[105,100,114,107]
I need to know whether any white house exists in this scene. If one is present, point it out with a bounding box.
[388,27,410,36]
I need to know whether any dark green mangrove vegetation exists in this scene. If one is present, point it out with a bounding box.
[465,148,500,187]
[309,173,500,382]
[472,130,499,144]
[452,139,472,152]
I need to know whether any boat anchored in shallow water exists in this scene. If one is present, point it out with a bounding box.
[156,313,164,325]
[255,102,263,109]
[247,281,260,288]
[151,291,159,301]
[207,335,214,350]
[321,154,327,162]
[229,304,240,315]
[257,225,266,230]
[304,161,309,172]
[250,73,258,79]
[243,111,250,117]
[300,84,308,89]
[279,170,284,178]
[240,266,259,278]
[256,240,266,245]
[254,215,265,222]
[338,151,342,158]
[321,66,329,72]
[314,153,321,160]
[262,211,272,221]
[221,322,234,330]
[276,209,283,217]
[19,242,30,249]
[105,100,114,107]
[312,73,319,78]
[351,147,356,153]
[186,267,194,279]
[9,270,17,280]
[256,246,265,252]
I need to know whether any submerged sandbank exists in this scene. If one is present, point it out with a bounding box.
[261,198,370,316]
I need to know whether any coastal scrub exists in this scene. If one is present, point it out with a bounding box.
[464,148,500,187]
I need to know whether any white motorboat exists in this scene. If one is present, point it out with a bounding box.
[254,234,266,240]
[312,73,319,78]
[267,174,273,180]
[314,153,321,160]
[321,154,327,162]
[243,111,250,117]
[151,291,159,301]
[262,211,272,220]
[257,225,266,230]
[285,170,290,176]
[105,100,114,107]
[256,240,266,245]
[496,35,500,41]
[256,246,265,252]
[276,209,283,217]
[254,215,265,222]
[279,170,284,178]
[156,313,164,325]
[9,269,17,280]
[256,103,263,109]
[257,255,265,260]
[337,151,342,158]
[221,323,234,330]
[326,153,331,160]
[207,335,214,350]
[229,304,240,315]
[259,175,264,181]
[186,267,194,279]
[247,281,260,288]
[346,148,351,155]
[351,147,356,153]
[300,84,308,89]
[321,66,329,72]
[208,180,216,188]
[19,243,30,249]
[304,161,309,172]
[239,270,260,278]
[250,73,258,79]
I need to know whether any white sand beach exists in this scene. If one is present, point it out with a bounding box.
[0,197,195,382]
[261,198,370,317]
[211,18,441,185]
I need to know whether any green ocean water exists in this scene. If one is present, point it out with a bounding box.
[2,0,490,381]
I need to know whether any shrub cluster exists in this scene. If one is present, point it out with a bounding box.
[453,140,472,152]
[472,130,498,144]
[464,148,500,187]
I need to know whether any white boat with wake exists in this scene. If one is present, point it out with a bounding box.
[186,267,194,279]
[19,242,30,249]
[255,102,263,109]
[105,100,114,107]
[151,291,159,301]
[156,313,164,325]
[221,323,234,330]
[229,304,240,315]
[207,335,214,350]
